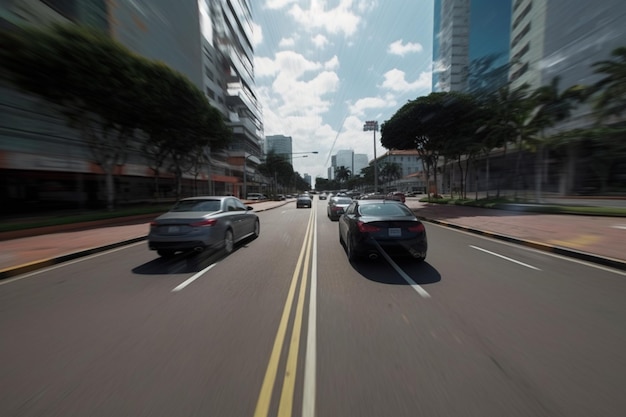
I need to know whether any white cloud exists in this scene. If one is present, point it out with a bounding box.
[264,0,298,9]
[254,56,279,77]
[348,96,391,117]
[388,39,423,56]
[381,69,432,93]
[324,55,339,70]
[288,1,361,37]
[251,22,263,47]
[311,34,328,49]
[279,37,296,48]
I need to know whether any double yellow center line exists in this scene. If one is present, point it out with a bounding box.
[254,206,316,417]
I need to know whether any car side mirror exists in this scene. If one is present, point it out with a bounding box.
[246,206,254,211]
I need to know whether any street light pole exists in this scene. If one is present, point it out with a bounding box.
[363,120,379,192]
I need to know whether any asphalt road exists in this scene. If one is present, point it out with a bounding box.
[1,199,625,417]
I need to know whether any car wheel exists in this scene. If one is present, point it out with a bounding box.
[157,249,175,258]
[339,227,344,244]
[252,219,260,238]
[416,255,426,263]
[223,229,234,254]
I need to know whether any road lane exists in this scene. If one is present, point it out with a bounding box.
[0,203,315,417]
[1,198,625,417]
[316,199,626,417]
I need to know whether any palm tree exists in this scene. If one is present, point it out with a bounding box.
[334,166,351,185]
[592,46,626,121]
[379,162,402,191]
[527,76,587,201]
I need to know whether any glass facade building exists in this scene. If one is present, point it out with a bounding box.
[432,0,511,93]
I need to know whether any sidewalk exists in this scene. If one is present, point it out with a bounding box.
[1,198,625,280]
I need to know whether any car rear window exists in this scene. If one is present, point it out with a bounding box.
[359,203,413,216]
[172,200,221,212]
[336,198,353,204]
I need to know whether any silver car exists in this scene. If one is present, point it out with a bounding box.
[148,196,259,257]
[327,196,353,221]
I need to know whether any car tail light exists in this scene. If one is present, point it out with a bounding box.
[190,218,218,227]
[357,221,381,232]
[331,206,343,212]
[408,223,425,233]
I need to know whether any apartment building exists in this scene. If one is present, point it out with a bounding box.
[0,0,264,211]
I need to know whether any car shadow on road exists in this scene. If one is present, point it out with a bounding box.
[350,258,441,286]
[132,236,258,275]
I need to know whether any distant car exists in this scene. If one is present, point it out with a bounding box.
[296,195,312,208]
[386,191,406,203]
[318,193,328,200]
[338,199,427,262]
[246,193,267,201]
[274,194,286,201]
[327,196,353,221]
[148,196,259,257]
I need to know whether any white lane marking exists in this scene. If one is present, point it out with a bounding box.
[470,245,541,270]
[372,241,431,298]
[0,241,145,286]
[302,205,317,417]
[612,225,626,230]
[420,223,626,276]
[172,262,218,292]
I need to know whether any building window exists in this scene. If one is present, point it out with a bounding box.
[512,42,530,63]
[511,22,531,48]
[513,2,532,30]
[206,88,215,99]
[510,62,529,81]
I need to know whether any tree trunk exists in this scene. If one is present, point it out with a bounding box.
[534,144,544,203]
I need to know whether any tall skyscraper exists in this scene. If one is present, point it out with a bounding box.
[510,0,626,129]
[265,135,293,163]
[433,0,511,93]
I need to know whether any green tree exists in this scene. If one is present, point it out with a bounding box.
[592,46,626,121]
[0,24,144,209]
[334,165,352,185]
[527,77,586,201]
[381,92,480,198]
[379,162,402,190]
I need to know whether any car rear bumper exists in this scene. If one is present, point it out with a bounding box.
[354,238,427,258]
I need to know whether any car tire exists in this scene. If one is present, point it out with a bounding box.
[157,249,175,258]
[223,229,234,254]
[253,219,260,238]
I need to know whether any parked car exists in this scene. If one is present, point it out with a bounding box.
[148,196,259,257]
[327,196,354,221]
[246,193,267,201]
[296,195,312,208]
[338,199,427,262]
[386,191,406,203]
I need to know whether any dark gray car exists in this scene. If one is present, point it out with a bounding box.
[148,196,259,257]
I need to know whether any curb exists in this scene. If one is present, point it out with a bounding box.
[418,217,626,272]
[0,237,146,281]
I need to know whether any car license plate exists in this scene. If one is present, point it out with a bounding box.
[168,226,180,233]
[388,228,401,237]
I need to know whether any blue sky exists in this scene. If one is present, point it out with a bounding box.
[251,0,434,180]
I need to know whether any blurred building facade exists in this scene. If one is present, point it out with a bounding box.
[265,134,293,164]
[431,0,626,196]
[0,0,264,213]
[432,0,511,93]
